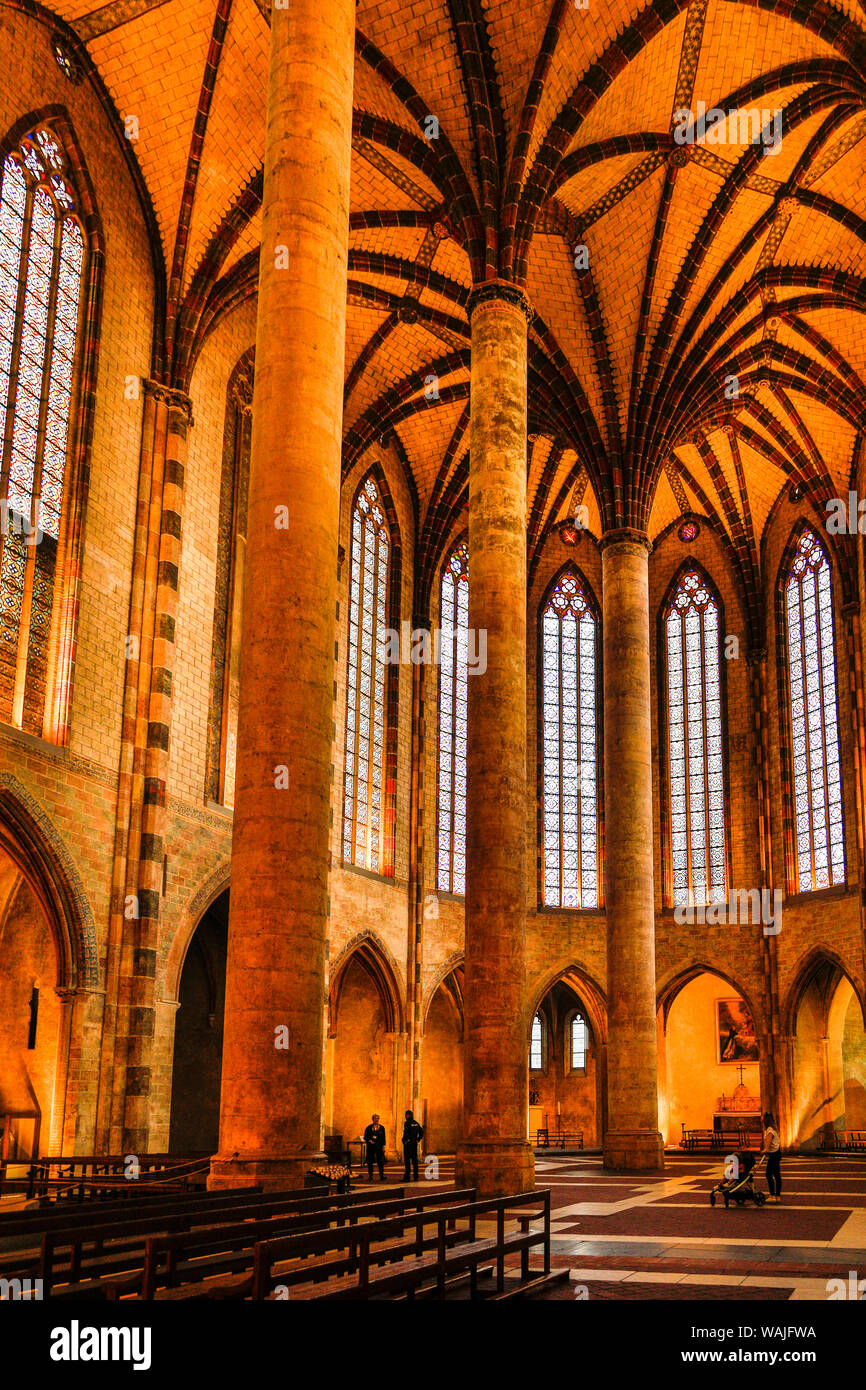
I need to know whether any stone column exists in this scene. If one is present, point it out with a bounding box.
[124,390,191,1153]
[748,647,782,1126]
[209,0,354,1189]
[600,529,664,1171]
[455,281,534,1198]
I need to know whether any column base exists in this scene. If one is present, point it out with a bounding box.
[455,1139,536,1197]
[603,1130,665,1172]
[207,1151,328,1192]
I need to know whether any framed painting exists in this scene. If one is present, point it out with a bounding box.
[716,998,759,1065]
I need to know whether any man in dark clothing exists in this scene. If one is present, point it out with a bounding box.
[363,1114,387,1181]
[401,1109,424,1182]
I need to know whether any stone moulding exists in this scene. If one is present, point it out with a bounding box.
[0,770,98,987]
[467,278,533,324]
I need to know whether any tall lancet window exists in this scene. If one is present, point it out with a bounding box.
[343,474,390,873]
[529,1013,543,1071]
[664,567,726,906]
[784,527,845,891]
[540,568,598,908]
[437,540,468,895]
[0,126,85,733]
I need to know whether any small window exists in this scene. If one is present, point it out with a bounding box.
[529,1012,544,1071]
[571,1013,587,1070]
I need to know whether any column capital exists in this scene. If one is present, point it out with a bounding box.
[467,278,533,324]
[746,646,768,667]
[599,526,652,554]
[142,379,194,425]
[842,600,860,620]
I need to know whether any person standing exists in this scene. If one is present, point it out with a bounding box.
[402,1109,424,1182]
[363,1114,387,1182]
[761,1111,782,1202]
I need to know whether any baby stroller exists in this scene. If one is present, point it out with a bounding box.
[709,1150,766,1207]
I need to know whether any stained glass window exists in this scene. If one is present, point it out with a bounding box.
[342,473,390,873]
[665,567,726,906]
[571,1014,587,1070]
[541,568,598,908]
[437,540,468,895]
[784,528,845,892]
[0,126,84,733]
[529,1013,543,1071]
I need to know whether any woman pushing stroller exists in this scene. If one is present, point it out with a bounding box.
[761,1111,782,1203]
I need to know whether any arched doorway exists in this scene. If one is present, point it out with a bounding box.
[658,968,762,1148]
[786,954,866,1149]
[168,889,228,1154]
[840,984,866,1128]
[528,971,605,1147]
[421,965,464,1154]
[0,785,95,1162]
[0,841,62,1161]
[327,937,403,1160]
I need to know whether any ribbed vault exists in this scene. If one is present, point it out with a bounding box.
[15,0,866,642]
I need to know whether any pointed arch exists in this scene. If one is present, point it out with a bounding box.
[422,952,465,1029]
[658,559,731,908]
[341,462,402,877]
[537,562,602,910]
[782,946,866,1038]
[0,772,97,988]
[165,860,231,1007]
[775,521,846,895]
[328,931,405,1036]
[527,960,608,1048]
[656,961,762,1036]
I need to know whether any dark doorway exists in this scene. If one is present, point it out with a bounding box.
[168,889,228,1154]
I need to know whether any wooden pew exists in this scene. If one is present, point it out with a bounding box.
[535,1130,583,1150]
[35,1187,409,1297]
[0,1186,264,1252]
[129,1188,476,1301]
[30,1154,212,1203]
[251,1188,563,1301]
[680,1129,717,1151]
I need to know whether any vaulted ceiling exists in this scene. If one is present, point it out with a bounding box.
[28,0,866,625]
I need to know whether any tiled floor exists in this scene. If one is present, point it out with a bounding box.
[527,1152,866,1300]
[346,1151,866,1299]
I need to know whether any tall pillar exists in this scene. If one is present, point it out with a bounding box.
[455,281,534,1198]
[209,0,354,1189]
[124,390,191,1152]
[749,647,782,1125]
[600,529,664,1171]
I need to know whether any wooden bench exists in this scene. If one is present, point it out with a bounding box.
[830,1129,866,1151]
[681,1127,761,1153]
[535,1130,583,1150]
[7,1187,397,1294]
[29,1154,212,1203]
[0,1186,261,1278]
[252,1188,564,1301]
[129,1188,475,1301]
[681,1129,720,1151]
